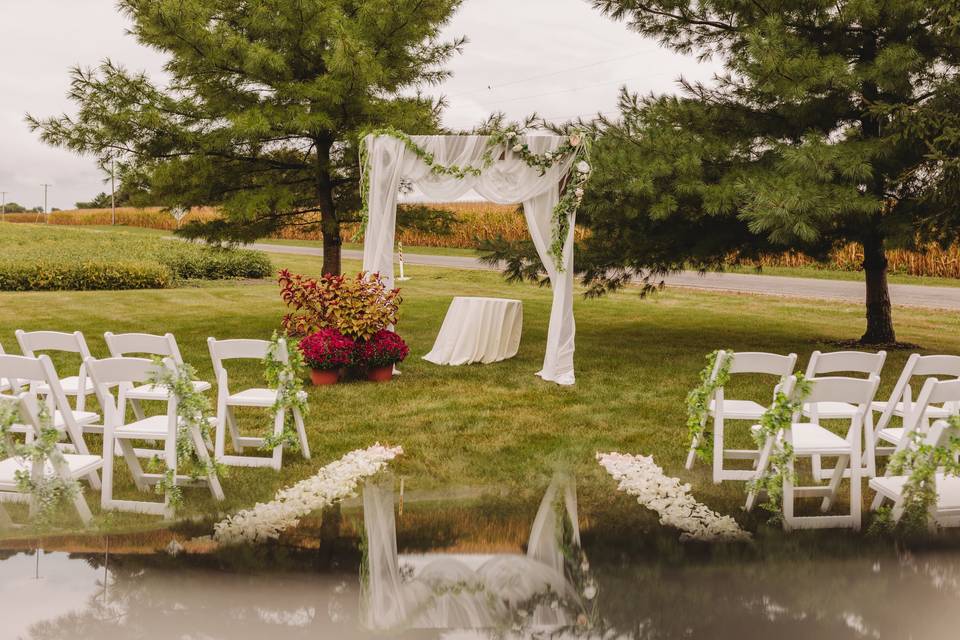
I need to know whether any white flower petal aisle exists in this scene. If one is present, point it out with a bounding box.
[211,443,403,545]
[596,452,750,543]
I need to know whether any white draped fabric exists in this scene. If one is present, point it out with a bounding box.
[362,134,578,385]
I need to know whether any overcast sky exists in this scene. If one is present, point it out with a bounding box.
[0,0,719,210]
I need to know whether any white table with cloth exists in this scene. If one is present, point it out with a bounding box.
[422,297,523,366]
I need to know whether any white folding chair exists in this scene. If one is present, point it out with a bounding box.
[104,332,212,420]
[87,356,224,517]
[803,350,887,479]
[0,343,10,393]
[873,355,960,460]
[0,353,100,488]
[208,337,309,470]
[870,419,960,528]
[0,393,102,527]
[15,330,96,412]
[875,377,960,478]
[685,350,797,483]
[749,375,880,530]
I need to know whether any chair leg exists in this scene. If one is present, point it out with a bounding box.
[850,447,862,531]
[821,455,849,512]
[86,470,101,491]
[745,436,774,512]
[864,411,876,478]
[214,396,227,461]
[189,425,224,501]
[685,437,699,470]
[870,492,887,512]
[101,432,115,511]
[270,409,285,471]
[130,398,146,422]
[226,406,243,454]
[712,414,724,484]
[294,408,309,459]
[783,453,795,531]
[118,438,150,492]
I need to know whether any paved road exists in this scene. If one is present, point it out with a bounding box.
[249,242,960,311]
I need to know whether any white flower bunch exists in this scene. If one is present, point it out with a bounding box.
[512,143,524,152]
[576,161,591,174]
[211,443,403,545]
[596,451,750,543]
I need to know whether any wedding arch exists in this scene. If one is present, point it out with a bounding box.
[359,129,591,386]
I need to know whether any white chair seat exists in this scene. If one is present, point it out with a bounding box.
[54,410,98,428]
[803,401,858,419]
[709,399,767,419]
[37,376,95,397]
[127,380,211,401]
[871,401,951,419]
[877,427,904,445]
[115,415,172,439]
[787,423,851,455]
[227,388,279,407]
[871,474,960,510]
[0,454,102,488]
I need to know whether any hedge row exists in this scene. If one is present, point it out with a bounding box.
[0,225,272,291]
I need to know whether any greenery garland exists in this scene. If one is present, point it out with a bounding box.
[686,349,733,461]
[880,414,960,534]
[357,125,592,268]
[261,332,309,452]
[747,374,811,520]
[147,359,225,508]
[0,397,80,525]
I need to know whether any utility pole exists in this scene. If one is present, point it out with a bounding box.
[41,183,51,223]
[1,191,7,221]
[110,157,116,225]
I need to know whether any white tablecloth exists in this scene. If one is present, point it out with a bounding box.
[423,297,523,366]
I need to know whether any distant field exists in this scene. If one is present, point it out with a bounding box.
[0,224,271,291]
[6,205,960,280]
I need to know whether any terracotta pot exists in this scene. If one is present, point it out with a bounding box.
[310,368,339,386]
[366,365,394,382]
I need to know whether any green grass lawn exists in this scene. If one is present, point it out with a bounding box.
[3,233,960,541]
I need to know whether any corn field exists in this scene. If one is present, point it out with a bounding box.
[5,205,959,279]
[745,243,960,279]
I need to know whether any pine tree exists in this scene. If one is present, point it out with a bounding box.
[583,0,960,343]
[29,0,463,275]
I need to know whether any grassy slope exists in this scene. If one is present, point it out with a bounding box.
[2,238,960,537]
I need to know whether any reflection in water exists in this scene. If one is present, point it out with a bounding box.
[361,473,593,633]
[1,475,960,638]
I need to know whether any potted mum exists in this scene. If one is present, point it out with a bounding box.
[355,329,410,382]
[299,328,355,385]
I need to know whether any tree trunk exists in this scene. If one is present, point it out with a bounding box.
[321,208,342,276]
[316,139,342,275]
[860,235,896,344]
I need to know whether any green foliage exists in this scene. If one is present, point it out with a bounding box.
[75,192,112,209]
[262,333,309,452]
[146,359,225,509]
[1,202,28,213]
[685,349,732,461]
[0,224,271,290]
[580,0,960,343]
[0,399,81,527]
[747,374,811,520]
[28,0,465,275]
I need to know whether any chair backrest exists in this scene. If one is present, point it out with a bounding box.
[86,356,170,423]
[104,332,184,363]
[876,354,960,432]
[805,350,887,378]
[16,330,92,359]
[0,354,90,451]
[726,351,797,377]
[802,375,881,409]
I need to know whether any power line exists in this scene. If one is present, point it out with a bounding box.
[475,75,649,107]
[445,50,655,99]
